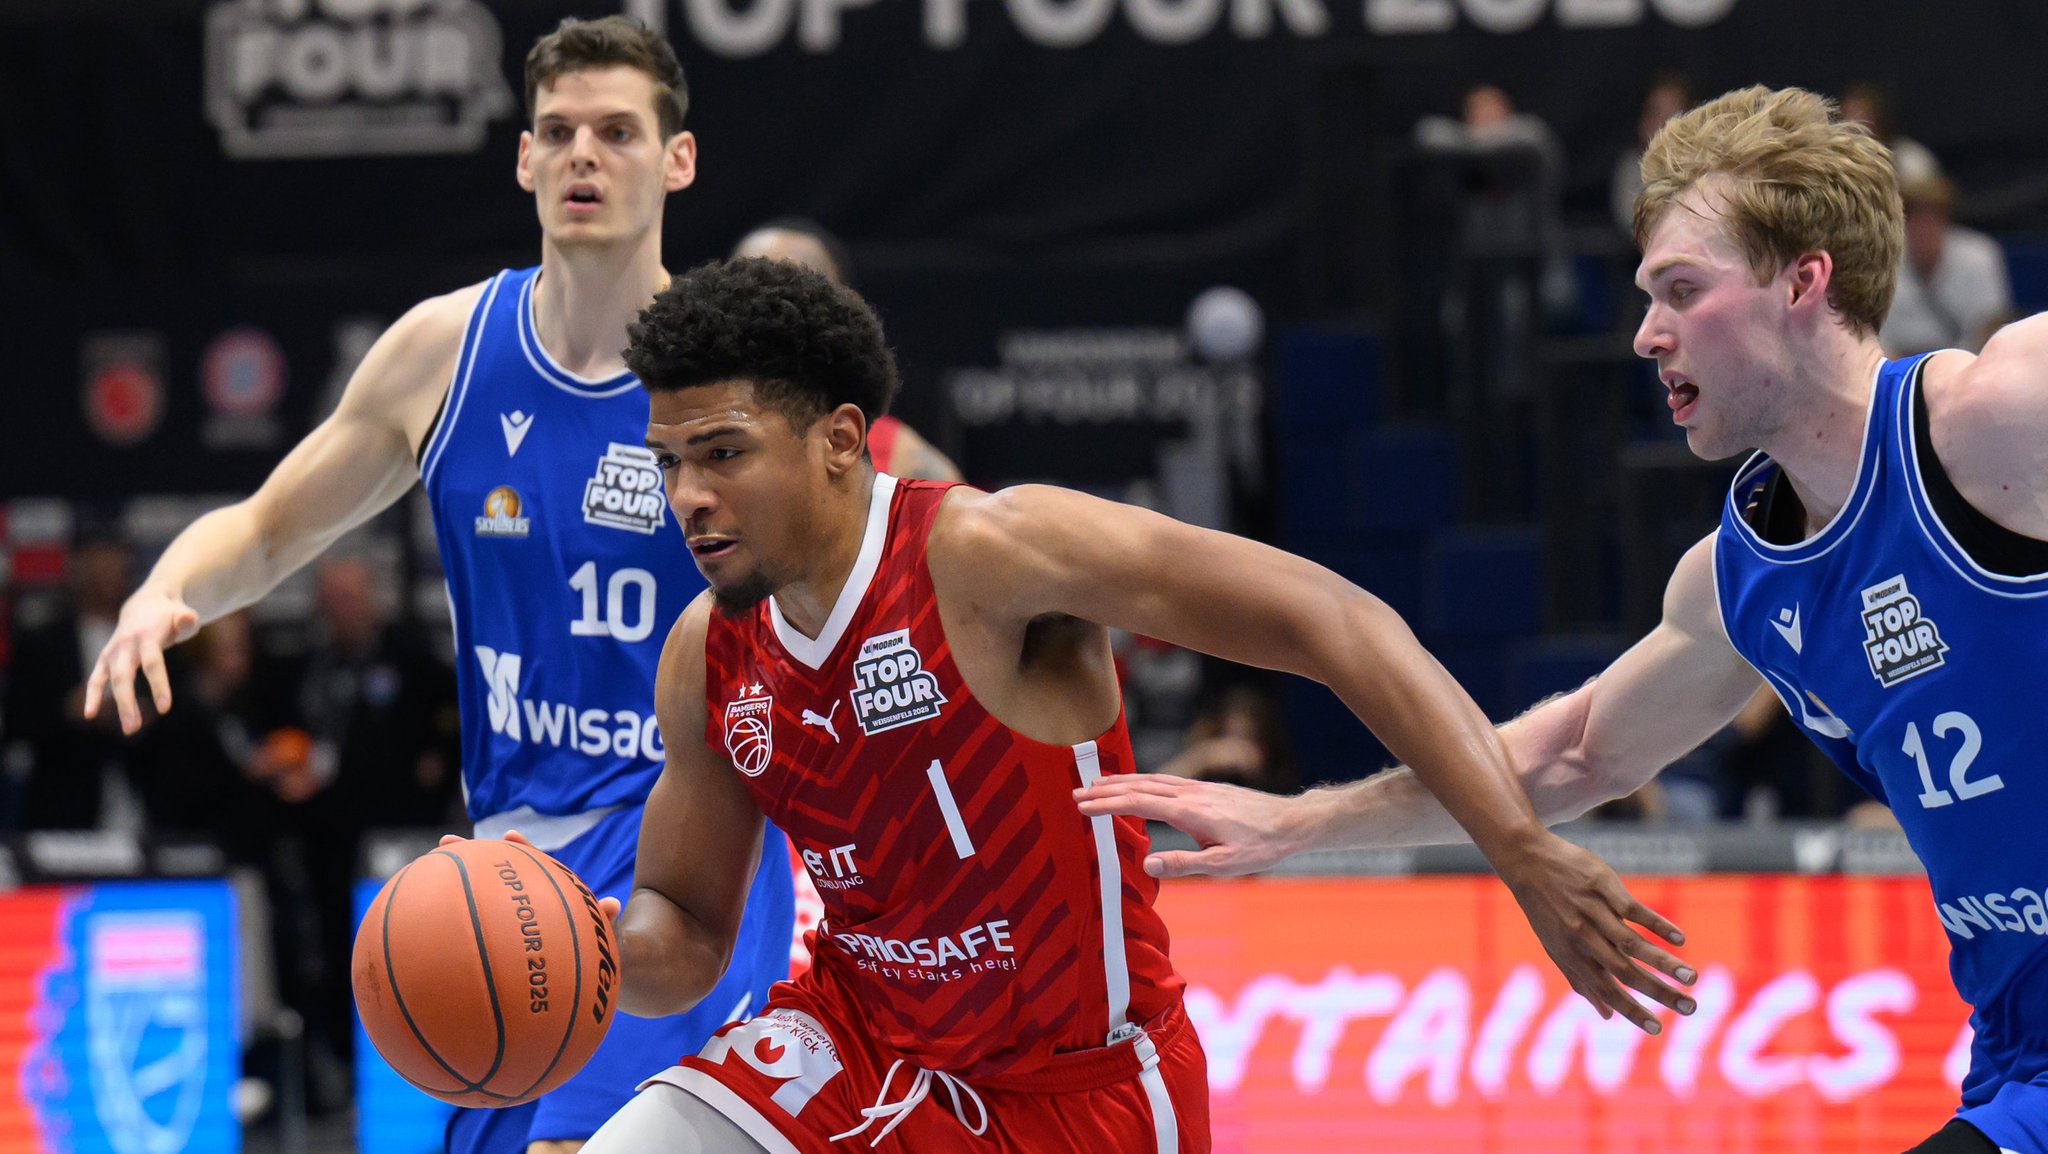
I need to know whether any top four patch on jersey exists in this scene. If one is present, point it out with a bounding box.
[850,629,947,736]
[582,443,666,534]
[1860,574,1949,687]
[725,684,775,777]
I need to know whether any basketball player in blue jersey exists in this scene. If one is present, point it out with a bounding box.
[82,17,794,1154]
[1079,85,2048,1153]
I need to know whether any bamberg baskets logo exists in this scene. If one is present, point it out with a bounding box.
[475,485,530,539]
[850,630,948,736]
[725,685,775,777]
[583,444,667,534]
[205,0,515,160]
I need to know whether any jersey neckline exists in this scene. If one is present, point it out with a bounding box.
[1723,355,1897,566]
[770,473,900,670]
[515,270,641,398]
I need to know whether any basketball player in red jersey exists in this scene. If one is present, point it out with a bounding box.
[579,258,1696,1153]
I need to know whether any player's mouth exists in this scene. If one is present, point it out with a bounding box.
[1664,372,1700,423]
[564,183,604,217]
[688,536,739,562]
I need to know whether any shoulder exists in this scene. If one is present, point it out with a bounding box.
[1928,319,2048,422]
[656,592,715,715]
[339,280,491,417]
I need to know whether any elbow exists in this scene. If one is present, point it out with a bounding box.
[1555,745,1654,821]
[615,918,730,1020]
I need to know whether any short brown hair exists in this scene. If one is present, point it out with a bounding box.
[1634,85,1903,336]
[525,16,689,139]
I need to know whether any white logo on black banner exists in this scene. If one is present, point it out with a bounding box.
[725,684,774,778]
[583,444,667,534]
[1861,574,1949,687]
[850,630,947,736]
[205,0,515,160]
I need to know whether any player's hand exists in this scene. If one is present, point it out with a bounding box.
[1074,774,1309,877]
[1492,833,1696,1034]
[82,586,200,734]
[439,829,539,849]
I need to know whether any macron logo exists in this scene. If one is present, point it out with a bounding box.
[476,645,522,740]
[500,410,533,457]
[1772,605,1803,654]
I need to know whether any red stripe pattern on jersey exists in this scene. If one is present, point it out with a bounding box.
[703,477,1184,1082]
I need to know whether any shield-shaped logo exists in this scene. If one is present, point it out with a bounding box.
[85,912,210,1154]
[725,684,775,778]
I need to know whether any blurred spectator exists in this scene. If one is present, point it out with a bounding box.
[1411,85,1573,516]
[244,556,459,1113]
[732,219,964,482]
[1612,72,1693,236]
[1840,82,1942,190]
[1154,685,1297,795]
[1880,159,2014,356]
[288,556,460,830]
[129,612,269,847]
[1,530,143,830]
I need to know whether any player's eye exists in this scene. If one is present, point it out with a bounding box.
[653,452,679,470]
[709,447,741,462]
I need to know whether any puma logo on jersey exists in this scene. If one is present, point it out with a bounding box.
[850,629,947,736]
[1860,575,1948,687]
[801,702,841,743]
[500,410,533,457]
[1772,605,1803,654]
[724,685,775,777]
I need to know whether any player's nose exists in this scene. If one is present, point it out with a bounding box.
[1633,304,1670,361]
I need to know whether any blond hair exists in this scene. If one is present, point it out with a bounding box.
[1634,86,1903,336]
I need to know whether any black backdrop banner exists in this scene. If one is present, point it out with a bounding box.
[5,0,2046,495]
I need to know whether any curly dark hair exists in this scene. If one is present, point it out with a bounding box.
[627,257,900,428]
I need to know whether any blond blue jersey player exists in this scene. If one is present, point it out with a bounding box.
[86,18,792,1154]
[1075,87,2048,1154]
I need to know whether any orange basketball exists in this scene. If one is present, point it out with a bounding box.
[351,838,618,1107]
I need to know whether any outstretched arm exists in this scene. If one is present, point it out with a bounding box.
[1079,535,1758,869]
[615,595,768,1018]
[944,486,1712,1031]
[85,286,481,731]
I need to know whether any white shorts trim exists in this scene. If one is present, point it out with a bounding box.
[1139,1062,1179,1154]
[473,803,620,851]
[638,1064,804,1154]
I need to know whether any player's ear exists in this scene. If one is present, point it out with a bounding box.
[821,403,867,477]
[665,131,697,194]
[1786,250,1832,314]
[516,130,537,193]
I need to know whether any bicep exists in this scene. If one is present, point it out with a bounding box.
[1579,536,1760,783]
[244,297,468,560]
[970,486,1378,678]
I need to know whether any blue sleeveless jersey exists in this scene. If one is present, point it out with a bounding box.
[420,266,699,822]
[1716,353,2048,1136]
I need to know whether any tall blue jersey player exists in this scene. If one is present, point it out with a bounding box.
[85,17,793,1154]
[1076,87,2048,1154]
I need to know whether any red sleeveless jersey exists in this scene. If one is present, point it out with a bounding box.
[702,475,1184,1082]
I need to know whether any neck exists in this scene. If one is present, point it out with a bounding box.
[773,470,879,639]
[532,231,668,379]
[1762,334,1888,530]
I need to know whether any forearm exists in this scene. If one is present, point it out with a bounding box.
[1303,649,1618,852]
[141,503,297,623]
[614,887,734,1019]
